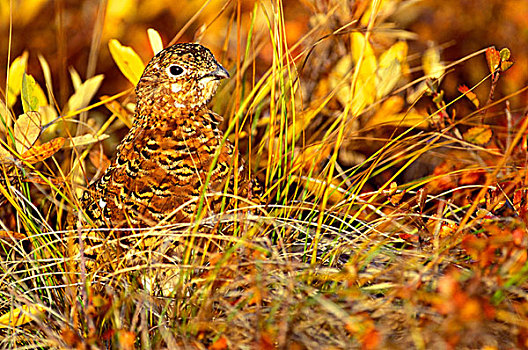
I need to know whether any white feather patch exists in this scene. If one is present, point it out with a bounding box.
[171,83,182,93]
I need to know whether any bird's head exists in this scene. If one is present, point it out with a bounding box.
[136,43,229,112]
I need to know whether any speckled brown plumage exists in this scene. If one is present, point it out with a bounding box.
[80,43,260,228]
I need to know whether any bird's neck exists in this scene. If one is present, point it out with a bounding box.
[133,104,221,131]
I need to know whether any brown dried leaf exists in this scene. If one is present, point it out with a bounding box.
[65,134,110,148]
[0,145,12,163]
[89,148,111,173]
[24,175,66,186]
[104,96,133,128]
[21,137,65,164]
[0,230,26,242]
[14,111,41,154]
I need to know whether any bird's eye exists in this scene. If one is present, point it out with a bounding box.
[167,65,185,77]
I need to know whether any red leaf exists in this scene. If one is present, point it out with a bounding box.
[458,85,480,108]
[210,336,228,350]
[486,46,500,73]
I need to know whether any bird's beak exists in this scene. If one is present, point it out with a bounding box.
[206,64,230,80]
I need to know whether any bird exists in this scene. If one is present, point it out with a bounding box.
[79,43,261,229]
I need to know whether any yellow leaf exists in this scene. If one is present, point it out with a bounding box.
[351,78,376,116]
[376,41,407,98]
[294,175,347,204]
[7,51,28,107]
[329,55,352,106]
[104,0,138,39]
[463,126,492,145]
[69,67,82,91]
[65,74,104,113]
[329,33,377,115]
[65,133,110,148]
[329,53,376,116]
[38,54,53,101]
[406,81,428,104]
[14,111,41,154]
[147,28,164,54]
[350,32,377,114]
[0,304,45,329]
[291,143,333,173]
[423,46,444,79]
[366,96,404,128]
[351,32,377,81]
[39,105,59,128]
[21,137,65,164]
[366,107,430,129]
[108,39,145,85]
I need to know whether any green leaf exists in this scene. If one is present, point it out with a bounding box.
[21,73,40,113]
[463,126,492,145]
[499,48,511,61]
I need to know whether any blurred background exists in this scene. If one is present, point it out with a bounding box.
[2,0,527,109]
